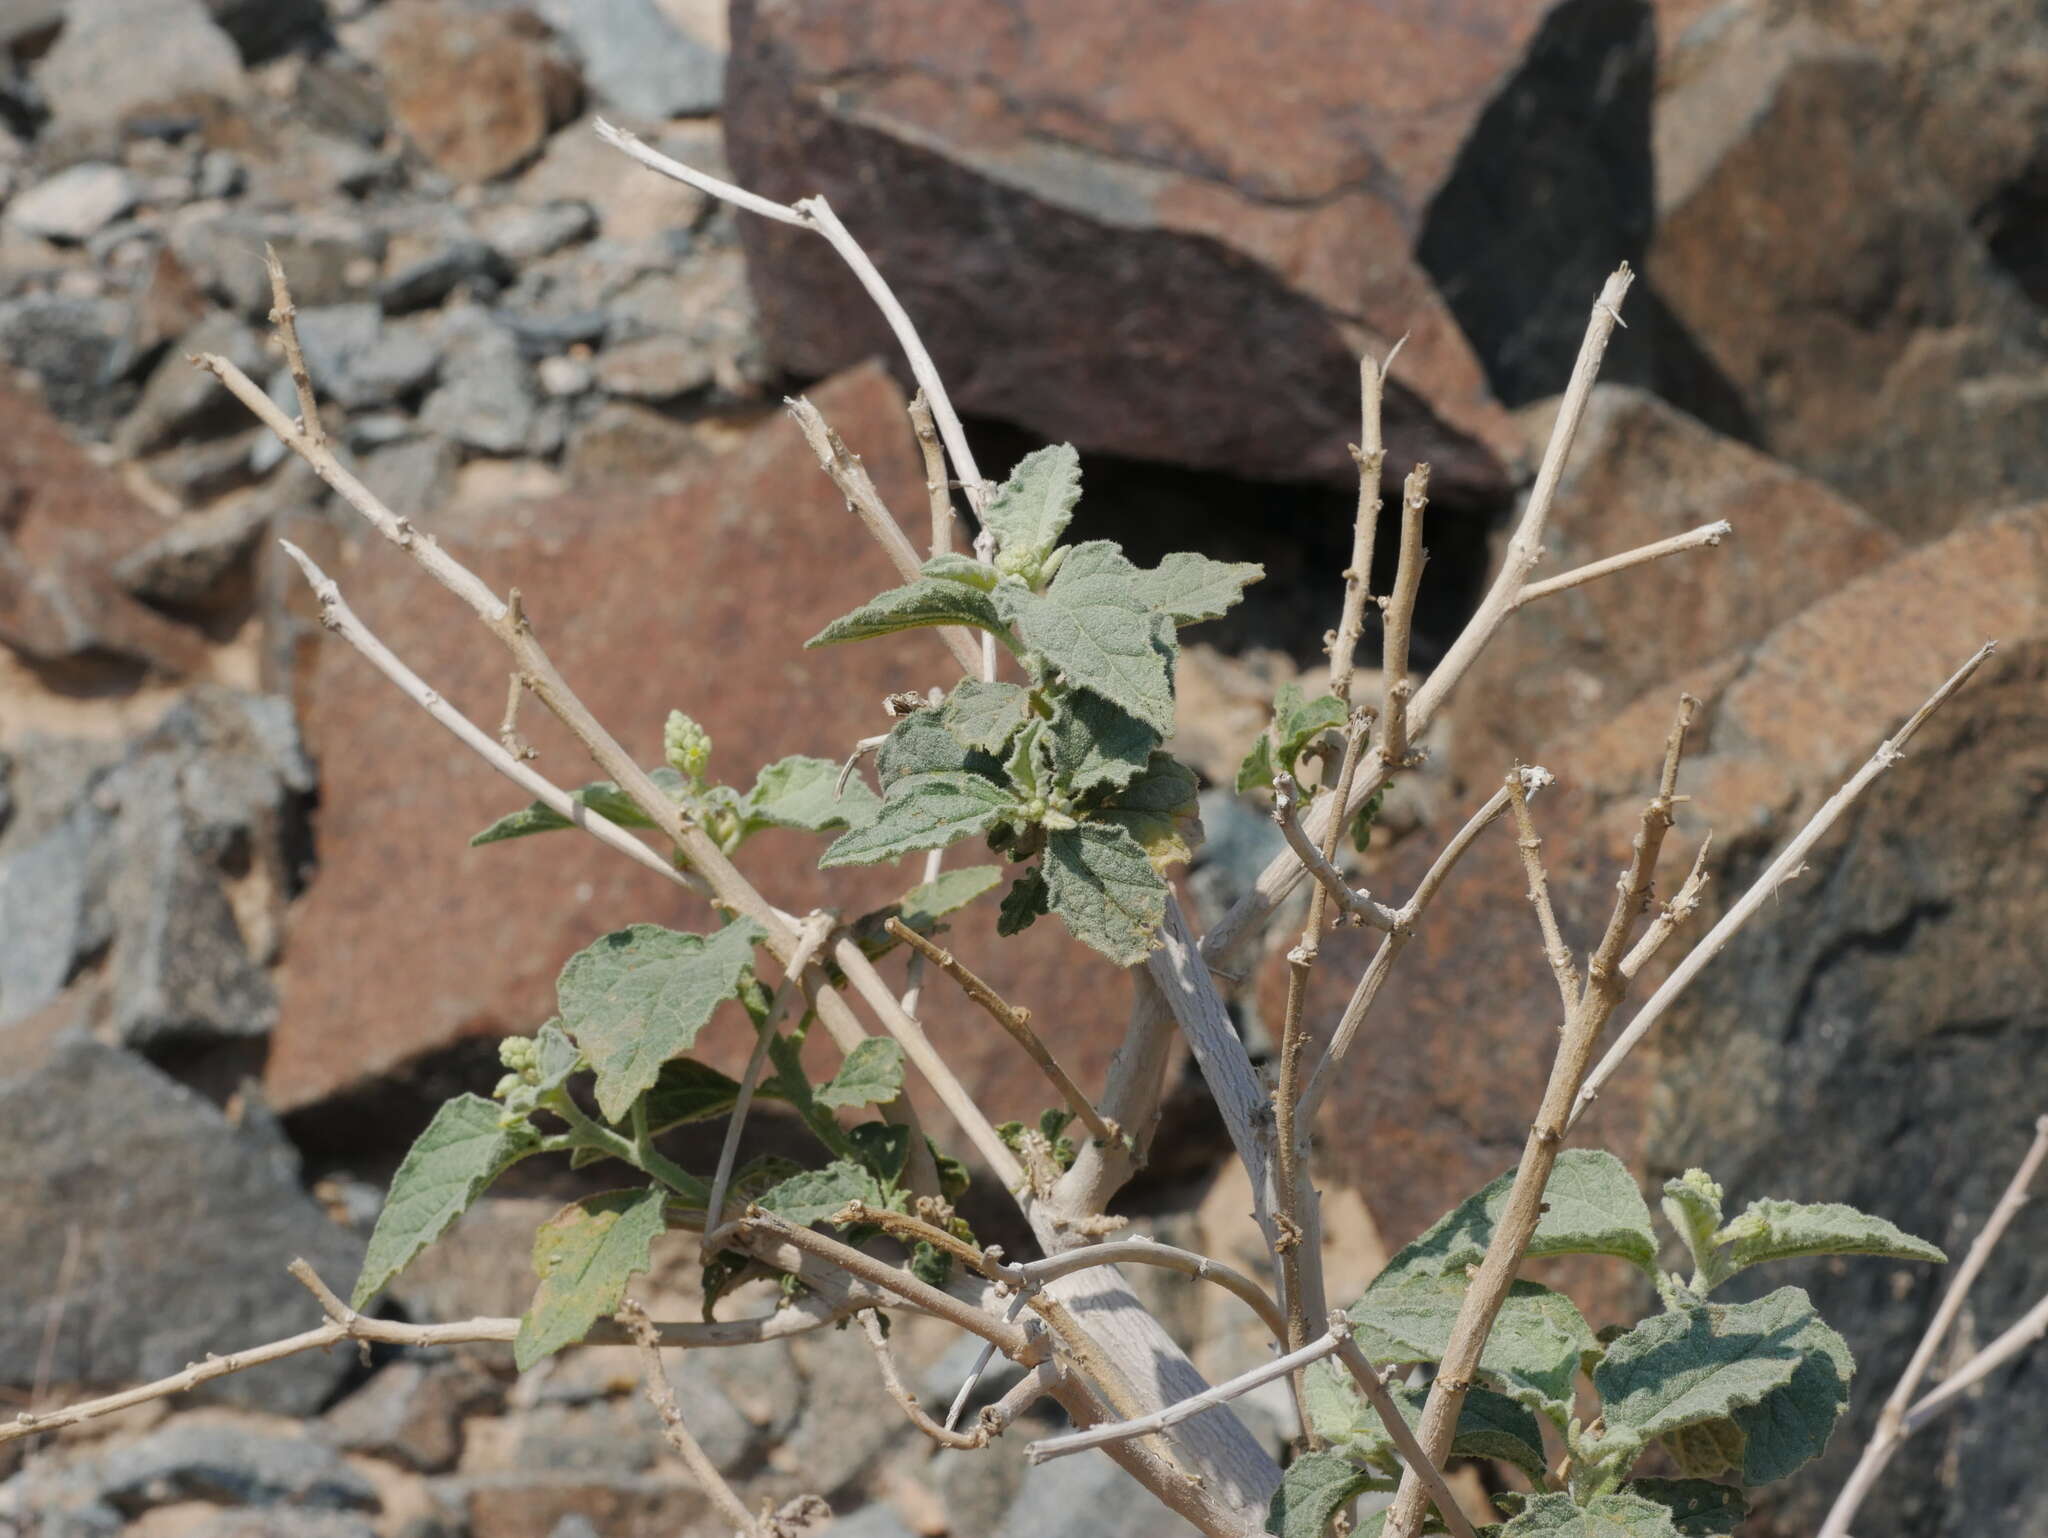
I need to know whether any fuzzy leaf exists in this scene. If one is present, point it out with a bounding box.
[1276,684,1348,773]
[471,767,688,845]
[847,1121,913,1185]
[1236,732,1276,794]
[1304,1361,1546,1484]
[1592,1287,1820,1458]
[643,1057,764,1133]
[999,869,1049,936]
[984,443,1081,571]
[820,773,1019,868]
[899,864,1005,928]
[1265,1451,1387,1538]
[995,542,1176,734]
[1660,1418,1745,1479]
[817,1038,905,1109]
[806,577,1010,648]
[1622,1480,1748,1537]
[353,1095,540,1308]
[1044,822,1169,964]
[758,1159,886,1228]
[1049,689,1159,793]
[1348,1274,1596,1421]
[1382,1149,1659,1282]
[744,755,879,833]
[531,1019,582,1093]
[877,710,976,786]
[1500,1493,1683,1537]
[1662,1170,1725,1279]
[514,1186,666,1369]
[935,680,1035,753]
[1095,752,1204,869]
[1133,551,1263,623]
[1716,1199,1946,1274]
[557,921,766,1121]
[923,553,1000,589]
[1729,1302,1852,1483]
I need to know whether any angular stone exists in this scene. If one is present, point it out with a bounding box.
[295,304,442,410]
[269,363,1153,1141]
[4,162,139,243]
[204,0,332,63]
[562,401,706,486]
[379,0,581,184]
[421,308,541,454]
[0,379,206,672]
[0,1034,362,1412]
[322,1356,498,1473]
[478,198,597,265]
[535,0,724,118]
[115,310,268,458]
[518,116,720,247]
[1648,15,2048,534]
[722,0,1664,495]
[1454,385,1900,781]
[169,208,384,318]
[33,0,244,140]
[113,490,275,608]
[452,1473,707,1538]
[96,1419,379,1514]
[592,332,713,401]
[0,797,112,1028]
[0,294,137,433]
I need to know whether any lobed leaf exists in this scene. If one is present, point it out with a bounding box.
[934,679,1035,753]
[1049,688,1159,794]
[1500,1493,1683,1537]
[998,868,1050,936]
[816,1038,905,1109]
[983,443,1081,572]
[1133,551,1263,624]
[757,1158,886,1228]
[1715,1198,1945,1274]
[820,773,1020,867]
[1728,1300,1852,1484]
[353,1094,541,1309]
[1304,1360,1546,1484]
[1265,1451,1389,1538]
[922,552,1000,589]
[643,1057,769,1132]
[1381,1149,1660,1282]
[898,863,1005,929]
[1661,1170,1725,1280]
[994,542,1177,735]
[1044,822,1169,965]
[1348,1273,1596,1423]
[1235,731,1276,794]
[514,1186,667,1369]
[806,576,1012,648]
[744,755,879,833]
[557,920,766,1121]
[1095,751,1204,869]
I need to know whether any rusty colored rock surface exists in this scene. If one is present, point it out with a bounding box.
[0,379,208,676]
[269,364,1140,1132]
[723,0,1675,501]
[1647,13,2048,534]
[378,1,581,184]
[1454,384,1900,782]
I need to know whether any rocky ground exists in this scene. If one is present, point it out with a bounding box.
[1,3,2045,1537]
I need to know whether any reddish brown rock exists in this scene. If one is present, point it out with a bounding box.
[269,364,1145,1136]
[1453,384,1899,782]
[1647,13,2048,534]
[378,1,581,184]
[0,379,208,676]
[723,0,1672,500]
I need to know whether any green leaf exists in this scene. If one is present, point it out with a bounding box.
[668,1154,805,1224]
[1133,552,1263,624]
[994,542,1176,735]
[983,443,1081,573]
[847,1121,913,1185]
[1659,1418,1745,1479]
[643,1057,764,1133]
[817,1038,905,1109]
[1004,719,1050,799]
[1348,1273,1597,1422]
[470,767,688,846]
[876,710,976,787]
[935,680,1035,753]
[743,755,879,833]
[1044,823,1169,965]
[999,868,1049,936]
[1621,1480,1748,1537]
[353,1094,541,1309]
[806,576,1012,648]
[1277,686,1349,775]
[1265,1451,1387,1538]
[557,920,766,1121]
[1381,1149,1660,1283]
[1661,1170,1725,1282]
[923,553,1000,590]
[514,1186,667,1370]
[1304,1359,1547,1484]
[1046,689,1159,795]
[1499,1493,1683,1537]
[898,864,1004,930]
[757,1158,885,1227]
[530,1019,582,1093]
[1715,1198,1946,1274]
[1094,751,1203,870]
[1591,1287,1821,1459]
[1235,732,1276,794]
[820,773,1020,868]
[1729,1300,1852,1484]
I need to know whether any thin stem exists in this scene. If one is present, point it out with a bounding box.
[1515,520,1733,608]
[1571,644,1997,1129]
[1329,347,1394,703]
[1330,1322,1480,1538]
[1019,1240,1288,1345]
[885,917,1119,1146]
[1819,1115,2048,1537]
[1025,1326,1348,1464]
[1379,464,1430,770]
[263,244,324,451]
[1903,1289,2048,1433]
[618,1297,763,1534]
[908,391,962,558]
[1619,834,1713,981]
[859,1310,990,1450]
[1270,769,1398,932]
[1507,766,1579,1013]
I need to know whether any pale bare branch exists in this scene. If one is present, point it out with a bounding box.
[858,1309,990,1450]
[1329,346,1394,703]
[1514,520,1732,608]
[1017,1239,1287,1345]
[908,391,963,558]
[1506,764,1579,1012]
[1620,833,1712,980]
[1271,768,1398,932]
[1903,1289,2048,1433]
[618,1296,765,1535]
[1379,463,1430,769]
[1331,1322,1481,1538]
[262,243,324,452]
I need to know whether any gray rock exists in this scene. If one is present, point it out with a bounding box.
[97,1421,379,1514]
[33,0,244,137]
[379,236,510,314]
[115,310,267,457]
[0,0,62,54]
[421,310,541,455]
[352,431,462,519]
[204,0,330,63]
[0,295,135,429]
[190,1514,382,1538]
[196,149,246,200]
[5,163,140,243]
[535,0,724,118]
[593,332,713,401]
[295,304,441,411]
[0,1035,362,1413]
[536,353,592,397]
[137,428,268,505]
[0,798,113,1027]
[170,209,383,317]
[113,492,274,607]
[478,199,596,264]
[548,1519,601,1538]
[322,1357,498,1474]
[0,1464,122,1537]
[996,1450,1192,1538]
[824,1506,915,1538]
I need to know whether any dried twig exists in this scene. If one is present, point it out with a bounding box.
[1329,348,1393,703]
[1819,1115,2048,1536]
[1570,644,1997,1128]
[1505,765,1579,1013]
[885,918,1118,1146]
[263,244,324,451]
[858,1309,991,1450]
[1619,833,1712,980]
[1330,1323,1481,1538]
[1270,769,1398,932]
[619,1296,764,1534]
[908,391,962,558]
[1017,1239,1287,1345]
[1514,521,1733,607]
[1378,464,1429,770]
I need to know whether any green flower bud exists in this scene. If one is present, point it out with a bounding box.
[498,1036,538,1075]
[664,710,712,781]
[491,1071,525,1101]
